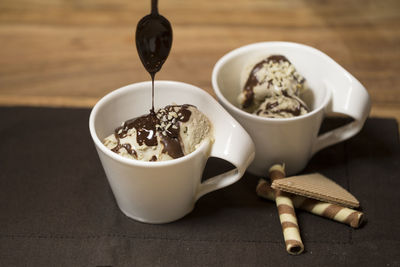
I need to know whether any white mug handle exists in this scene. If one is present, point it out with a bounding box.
[312,75,371,155]
[195,123,255,201]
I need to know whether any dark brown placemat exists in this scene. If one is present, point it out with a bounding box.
[0,107,399,266]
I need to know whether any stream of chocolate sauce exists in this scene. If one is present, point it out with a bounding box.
[111,0,180,161]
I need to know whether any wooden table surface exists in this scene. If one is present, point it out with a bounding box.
[0,0,399,123]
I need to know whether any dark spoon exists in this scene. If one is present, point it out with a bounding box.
[135,0,173,112]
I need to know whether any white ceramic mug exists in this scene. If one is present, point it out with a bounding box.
[89,81,255,223]
[212,42,371,176]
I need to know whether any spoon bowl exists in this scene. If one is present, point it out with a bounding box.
[135,0,173,75]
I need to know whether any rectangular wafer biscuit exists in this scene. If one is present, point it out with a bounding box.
[271,173,359,208]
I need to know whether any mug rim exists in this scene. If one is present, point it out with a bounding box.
[211,41,333,124]
[89,81,214,168]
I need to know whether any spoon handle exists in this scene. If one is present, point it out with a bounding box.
[151,0,158,15]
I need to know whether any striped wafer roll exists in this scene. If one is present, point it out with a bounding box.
[269,164,304,255]
[256,179,364,228]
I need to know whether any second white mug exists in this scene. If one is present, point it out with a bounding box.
[212,42,371,176]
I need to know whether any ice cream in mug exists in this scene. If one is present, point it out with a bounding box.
[103,104,214,161]
[238,55,309,118]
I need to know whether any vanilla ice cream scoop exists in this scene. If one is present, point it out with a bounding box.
[103,105,213,161]
[254,95,309,119]
[238,55,309,118]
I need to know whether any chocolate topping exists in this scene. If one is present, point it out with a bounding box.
[266,101,279,110]
[242,55,290,108]
[266,55,288,63]
[113,113,159,147]
[110,105,193,160]
[156,105,193,158]
[161,136,184,159]
[267,106,301,117]
[111,138,138,159]
[125,113,159,146]
[175,104,192,122]
[259,96,309,117]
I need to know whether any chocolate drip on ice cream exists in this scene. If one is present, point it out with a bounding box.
[161,137,183,158]
[122,113,159,146]
[242,55,290,108]
[266,101,279,110]
[255,95,309,118]
[238,54,310,118]
[266,55,288,63]
[156,105,192,158]
[111,105,193,160]
[111,135,139,158]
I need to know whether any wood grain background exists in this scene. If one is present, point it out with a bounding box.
[0,0,399,122]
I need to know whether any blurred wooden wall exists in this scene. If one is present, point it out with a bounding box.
[0,0,399,121]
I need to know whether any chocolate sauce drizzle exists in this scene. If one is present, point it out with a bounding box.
[121,114,159,146]
[242,55,290,108]
[158,105,192,158]
[256,96,309,117]
[111,105,193,160]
